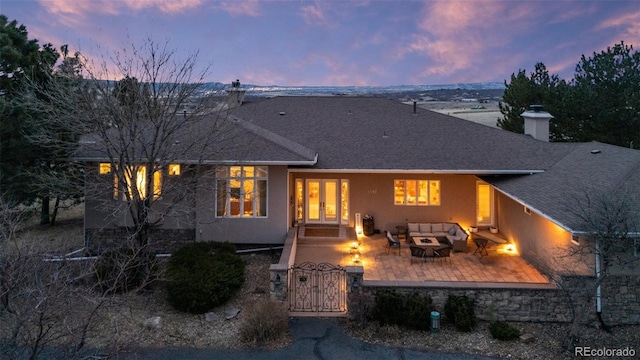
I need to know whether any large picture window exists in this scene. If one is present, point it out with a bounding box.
[216,166,268,218]
[394,179,440,206]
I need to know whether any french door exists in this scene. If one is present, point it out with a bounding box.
[306,179,339,224]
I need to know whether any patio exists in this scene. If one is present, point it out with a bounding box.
[294,229,550,285]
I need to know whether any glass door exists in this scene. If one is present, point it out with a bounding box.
[305,179,339,224]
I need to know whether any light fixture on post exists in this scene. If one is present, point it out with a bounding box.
[351,276,359,291]
[430,311,441,333]
[273,274,281,289]
[352,251,361,264]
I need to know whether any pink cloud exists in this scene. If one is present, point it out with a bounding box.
[597,11,640,46]
[299,2,327,25]
[397,1,536,80]
[38,0,202,15]
[215,0,261,17]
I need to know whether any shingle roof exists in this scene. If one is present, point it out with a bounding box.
[482,142,640,231]
[233,96,573,172]
[74,113,317,165]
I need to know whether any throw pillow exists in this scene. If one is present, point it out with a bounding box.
[448,226,457,236]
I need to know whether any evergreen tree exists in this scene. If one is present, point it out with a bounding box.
[499,42,640,148]
[0,15,59,208]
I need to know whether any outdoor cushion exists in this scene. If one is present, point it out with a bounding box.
[419,223,431,233]
[431,223,443,232]
[408,223,420,232]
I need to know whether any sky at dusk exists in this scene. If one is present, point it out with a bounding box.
[2,0,639,86]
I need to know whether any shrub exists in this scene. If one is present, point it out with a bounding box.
[489,320,521,340]
[371,289,404,326]
[348,292,374,326]
[166,242,245,314]
[93,248,156,295]
[404,292,434,331]
[239,298,289,345]
[444,295,476,332]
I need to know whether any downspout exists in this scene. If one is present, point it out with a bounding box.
[595,239,602,313]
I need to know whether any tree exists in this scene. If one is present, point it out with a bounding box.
[572,41,640,148]
[0,15,59,209]
[559,186,640,349]
[22,38,240,286]
[498,63,567,137]
[499,42,640,147]
[24,45,86,226]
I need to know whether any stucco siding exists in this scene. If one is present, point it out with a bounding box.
[496,191,592,277]
[196,165,289,245]
[289,172,478,232]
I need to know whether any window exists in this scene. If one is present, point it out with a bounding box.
[99,163,111,174]
[168,164,181,176]
[112,164,162,201]
[394,179,440,206]
[476,181,493,226]
[216,166,267,218]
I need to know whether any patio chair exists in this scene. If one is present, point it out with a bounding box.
[434,246,451,265]
[386,230,401,255]
[409,245,426,264]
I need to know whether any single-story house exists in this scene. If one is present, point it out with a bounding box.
[76,94,640,280]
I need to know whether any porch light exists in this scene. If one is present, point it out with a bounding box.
[356,225,363,236]
[352,251,361,264]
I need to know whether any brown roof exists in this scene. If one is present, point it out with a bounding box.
[483,142,640,231]
[234,96,573,172]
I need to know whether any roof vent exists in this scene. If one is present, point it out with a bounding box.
[279,112,286,116]
[591,149,601,154]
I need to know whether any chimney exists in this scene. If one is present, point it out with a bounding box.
[521,105,553,142]
[225,79,246,109]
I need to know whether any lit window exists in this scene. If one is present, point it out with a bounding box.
[113,165,162,201]
[394,179,440,206]
[99,163,111,174]
[216,166,267,218]
[168,164,181,176]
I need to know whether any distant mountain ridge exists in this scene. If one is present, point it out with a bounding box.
[206,82,505,97]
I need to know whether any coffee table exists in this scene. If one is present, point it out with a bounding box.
[412,236,441,248]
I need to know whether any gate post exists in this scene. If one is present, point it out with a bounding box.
[346,265,364,293]
[269,263,288,301]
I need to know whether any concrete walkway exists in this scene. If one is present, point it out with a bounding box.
[126,317,498,360]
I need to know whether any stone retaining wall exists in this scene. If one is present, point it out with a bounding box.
[356,284,575,323]
[353,274,640,325]
[601,275,640,324]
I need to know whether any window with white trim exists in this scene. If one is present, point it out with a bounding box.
[216,166,267,218]
[394,179,440,206]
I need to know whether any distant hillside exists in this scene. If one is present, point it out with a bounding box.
[205,82,505,98]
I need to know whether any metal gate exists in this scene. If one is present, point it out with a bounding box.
[289,262,347,314]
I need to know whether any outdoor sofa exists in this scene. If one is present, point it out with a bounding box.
[406,222,468,252]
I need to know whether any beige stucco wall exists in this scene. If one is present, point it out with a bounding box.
[289,172,479,233]
[495,191,593,277]
[196,165,289,245]
[84,162,195,230]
